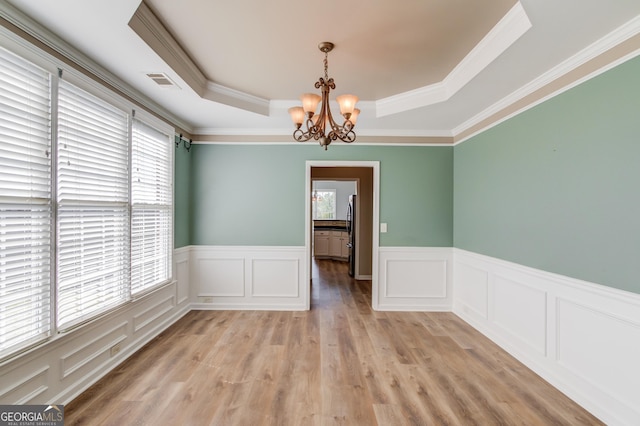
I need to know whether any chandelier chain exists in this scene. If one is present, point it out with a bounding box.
[324,51,328,80]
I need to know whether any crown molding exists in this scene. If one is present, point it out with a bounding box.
[129,0,532,120]
[130,0,270,116]
[194,127,452,140]
[128,1,207,96]
[375,1,532,117]
[0,1,192,133]
[453,13,640,144]
[192,134,454,146]
[203,82,270,116]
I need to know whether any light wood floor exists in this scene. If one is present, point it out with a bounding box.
[65,259,602,425]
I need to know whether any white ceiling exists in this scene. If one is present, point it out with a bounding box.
[4,0,640,141]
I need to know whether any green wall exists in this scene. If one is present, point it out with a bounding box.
[454,55,640,294]
[174,54,640,294]
[173,143,192,248]
[178,144,453,247]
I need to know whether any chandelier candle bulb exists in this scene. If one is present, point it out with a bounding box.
[288,106,305,127]
[289,41,359,150]
[336,94,359,117]
[301,93,321,116]
[350,108,361,125]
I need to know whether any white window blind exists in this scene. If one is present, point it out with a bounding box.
[131,119,172,294]
[56,79,130,329]
[0,47,52,357]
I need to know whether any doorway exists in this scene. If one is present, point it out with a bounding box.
[311,179,356,274]
[304,161,380,310]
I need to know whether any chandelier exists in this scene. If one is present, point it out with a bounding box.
[288,42,360,150]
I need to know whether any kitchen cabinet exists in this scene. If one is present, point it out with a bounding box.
[314,230,330,257]
[329,231,344,257]
[341,234,350,258]
[315,229,348,260]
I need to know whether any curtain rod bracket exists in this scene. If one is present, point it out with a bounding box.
[175,133,191,152]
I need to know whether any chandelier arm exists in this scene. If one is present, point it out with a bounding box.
[322,77,347,136]
[294,116,323,142]
[293,128,312,142]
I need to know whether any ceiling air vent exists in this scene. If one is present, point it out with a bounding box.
[146,72,179,89]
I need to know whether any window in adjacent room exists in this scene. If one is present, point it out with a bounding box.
[312,189,336,220]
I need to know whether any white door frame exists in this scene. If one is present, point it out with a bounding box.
[305,160,380,310]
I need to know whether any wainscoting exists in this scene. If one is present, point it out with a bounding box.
[0,246,191,405]
[376,247,453,311]
[190,246,308,310]
[453,249,640,426]
[2,244,638,425]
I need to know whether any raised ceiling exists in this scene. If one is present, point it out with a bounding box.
[145,0,517,101]
[3,0,640,142]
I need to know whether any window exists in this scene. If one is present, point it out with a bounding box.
[312,190,336,220]
[131,118,172,294]
[0,43,173,358]
[0,46,52,358]
[56,79,130,329]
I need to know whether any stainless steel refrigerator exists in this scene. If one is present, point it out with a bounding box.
[346,194,356,277]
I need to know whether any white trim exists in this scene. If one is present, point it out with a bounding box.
[377,247,453,311]
[0,2,192,132]
[128,1,207,95]
[305,161,380,310]
[190,139,454,147]
[192,127,453,139]
[453,248,640,425]
[203,82,270,116]
[190,246,307,310]
[128,1,270,117]
[4,240,638,426]
[453,14,640,145]
[0,282,190,405]
[375,2,532,116]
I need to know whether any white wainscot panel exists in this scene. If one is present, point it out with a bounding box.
[133,294,176,334]
[197,258,245,297]
[453,248,640,425]
[454,262,488,319]
[190,246,307,310]
[377,247,453,311]
[557,298,640,416]
[251,259,299,298]
[0,366,49,404]
[59,322,128,380]
[493,275,547,355]
[386,259,446,298]
[175,258,190,304]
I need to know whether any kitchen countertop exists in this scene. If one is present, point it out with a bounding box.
[314,220,347,231]
[314,226,347,231]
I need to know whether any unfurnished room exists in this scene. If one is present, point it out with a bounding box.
[1,1,640,425]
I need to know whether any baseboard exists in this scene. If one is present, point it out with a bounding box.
[355,274,372,280]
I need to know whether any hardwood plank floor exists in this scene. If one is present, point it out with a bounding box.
[65,259,603,425]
